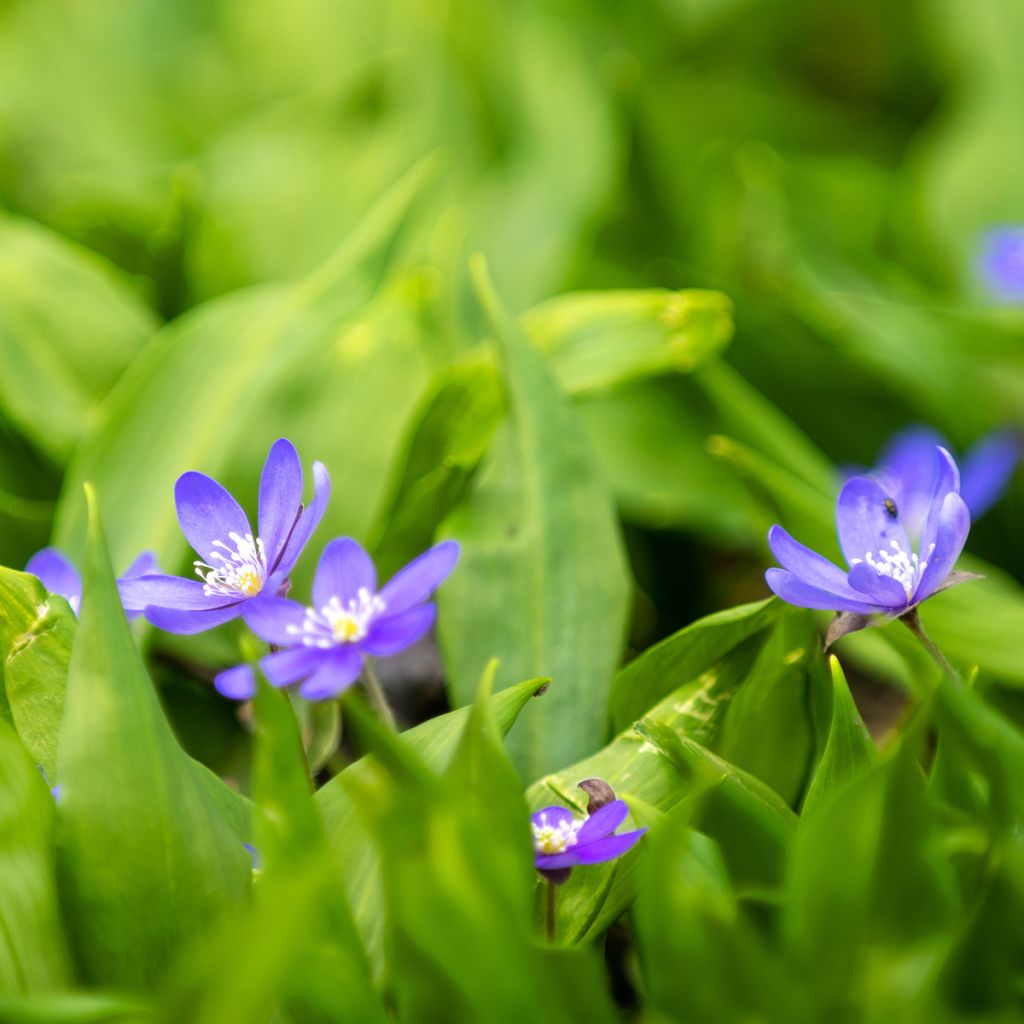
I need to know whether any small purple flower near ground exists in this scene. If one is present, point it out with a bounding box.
[26,547,157,619]
[118,439,329,634]
[532,800,646,884]
[214,536,460,701]
[978,227,1024,302]
[767,446,972,638]
[873,425,1021,530]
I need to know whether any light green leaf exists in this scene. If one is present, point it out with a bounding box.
[522,288,733,396]
[0,991,153,1024]
[55,488,251,990]
[0,716,72,993]
[439,259,631,778]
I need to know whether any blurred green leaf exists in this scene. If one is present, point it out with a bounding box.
[55,488,251,990]
[0,567,75,779]
[522,288,733,396]
[0,991,153,1024]
[0,716,72,993]
[0,216,157,463]
[440,259,631,778]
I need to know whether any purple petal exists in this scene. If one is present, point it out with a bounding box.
[960,428,1022,518]
[215,664,257,700]
[313,537,376,609]
[836,476,912,569]
[978,226,1024,301]
[875,427,947,539]
[917,448,961,569]
[274,461,330,577]
[298,647,363,700]
[378,541,460,616]
[572,828,647,865]
[144,603,243,635]
[261,646,326,687]
[846,564,908,609]
[175,471,252,563]
[915,492,971,602]
[242,595,308,645]
[122,550,159,579]
[576,799,629,843]
[26,548,82,614]
[118,574,232,612]
[360,604,435,657]
[765,568,880,614]
[767,526,863,599]
[530,806,576,830]
[258,439,304,570]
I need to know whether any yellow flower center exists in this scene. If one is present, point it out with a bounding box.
[236,569,263,597]
[531,813,583,855]
[332,616,362,643]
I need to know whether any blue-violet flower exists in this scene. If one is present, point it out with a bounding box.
[214,536,459,701]
[26,547,157,619]
[532,800,646,883]
[978,226,1024,302]
[118,439,329,634]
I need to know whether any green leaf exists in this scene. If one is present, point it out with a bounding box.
[315,675,548,970]
[0,566,75,779]
[609,597,781,731]
[55,488,251,990]
[0,992,153,1024]
[0,215,157,463]
[801,655,876,819]
[0,716,72,993]
[522,288,733,396]
[440,258,631,778]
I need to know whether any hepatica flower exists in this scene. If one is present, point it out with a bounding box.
[978,226,1024,302]
[119,439,329,634]
[767,446,972,638]
[26,547,157,619]
[532,800,646,884]
[214,536,459,700]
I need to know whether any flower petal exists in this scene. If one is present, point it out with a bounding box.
[836,476,912,568]
[572,828,647,865]
[765,568,880,614]
[846,564,908,608]
[122,550,159,578]
[258,439,304,570]
[530,806,576,830]
[118,574,232,612]
[313,537,376,609]
[960,428,1022,519]
[242,595,308,645]
[914,492,971,603]
[917,448,962,573]
[274,461,331,577]
[875,426,947,540]
[299,647,363,700]
[175,471,252,562]
[215,665,257,700]
[261,646,326,687]
[378,541,460,616]
[26,548,82,614]
[144,603,243,635]
[360,604,435,657]
[576,799,629,844]
[767,526,859,597]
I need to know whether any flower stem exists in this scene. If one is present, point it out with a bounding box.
[546,881,556,943]
[361,660,397,731]
[900,608,960,686]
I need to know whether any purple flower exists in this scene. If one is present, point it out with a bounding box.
[118,439,329,635]
[767,446,971,624]
[213,536,460,701]
[26,547,157,620]
[978,227,1024,302]
[532,800,646,882]
[874,425,1020,531]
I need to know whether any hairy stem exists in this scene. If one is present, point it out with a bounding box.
[901,608,960,685]
[362,660,397,731]
[546,881,556,943]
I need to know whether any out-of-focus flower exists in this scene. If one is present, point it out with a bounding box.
[767,447,972,638]
[978,227,1024,302]
[532,799,646,883]
[118,439,329,635]
[214,537,459,701]
[26,547,157,620]
[873,425,1020,532]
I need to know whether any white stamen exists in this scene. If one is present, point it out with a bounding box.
[860,539,935,600]
[531,811,585,855]
[194,532,268,598]
[287,587,386,647]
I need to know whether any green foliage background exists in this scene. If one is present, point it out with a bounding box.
[1,0,1024,1020]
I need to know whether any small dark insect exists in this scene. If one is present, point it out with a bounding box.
[883,497,898,519]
